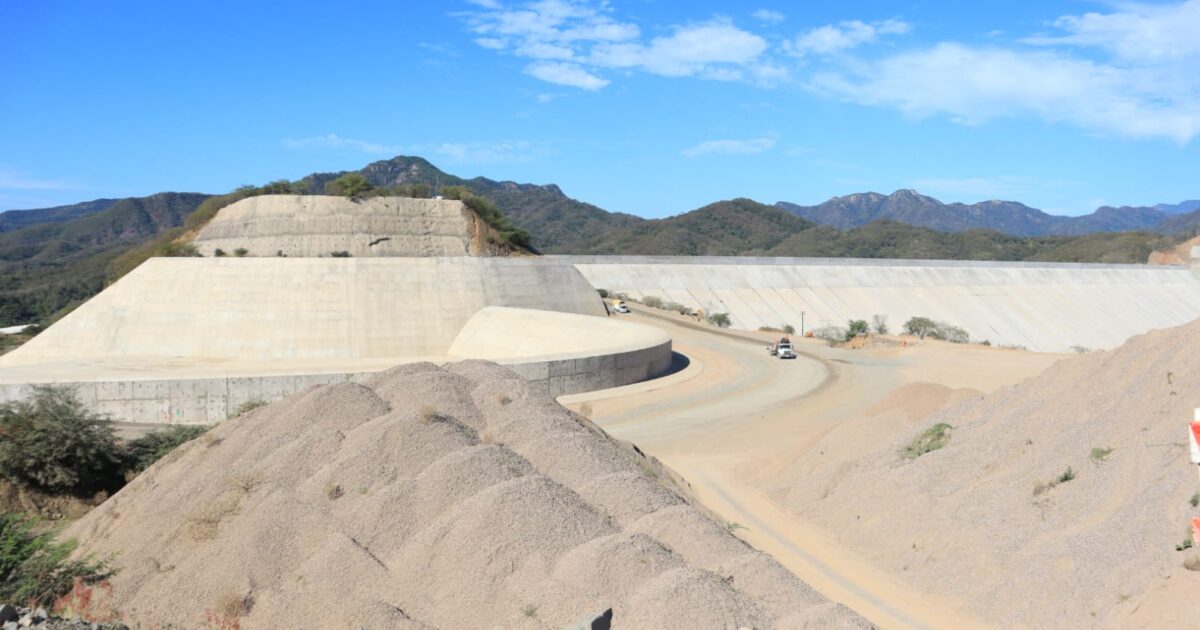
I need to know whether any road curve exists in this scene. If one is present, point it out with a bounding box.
[564,306,989,630]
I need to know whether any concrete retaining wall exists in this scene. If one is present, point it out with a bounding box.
[558,255,1200,352]
[192,195,476,258]
[0,338,672,425]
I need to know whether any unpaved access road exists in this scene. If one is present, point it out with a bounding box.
[561,306,1056,629]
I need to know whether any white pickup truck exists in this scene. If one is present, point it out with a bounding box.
[767,338,797,359]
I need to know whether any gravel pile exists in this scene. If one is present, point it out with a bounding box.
[776,319,1200,628]
[66,361,867,629]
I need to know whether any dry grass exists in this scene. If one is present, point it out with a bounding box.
[579,402,593,419]
[420,404,441,424]
[479,428,497,445]
[497,395,512,406]
[200,432,223,448]
[185,493,242,541]
[227,473,261,495]
[325,483,343,500]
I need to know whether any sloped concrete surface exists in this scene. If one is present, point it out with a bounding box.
[559,255,1200,352]
[1,257,606,364]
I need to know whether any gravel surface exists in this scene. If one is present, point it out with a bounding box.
[65,360,868,629]
[776,319,1200,628]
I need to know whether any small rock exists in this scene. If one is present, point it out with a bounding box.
[0,605,17,623]
[16,613,31,628]
[3,621,17,630]
[32,609,46,622]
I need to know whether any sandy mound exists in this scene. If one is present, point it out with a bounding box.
[66,361,867,629]
[774,319,1200,628]
[1148,235,1200,265]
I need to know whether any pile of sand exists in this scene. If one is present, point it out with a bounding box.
[773,319,1200,627]
[67,361,866,629]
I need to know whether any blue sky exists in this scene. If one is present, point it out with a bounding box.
[1,1,1197,218]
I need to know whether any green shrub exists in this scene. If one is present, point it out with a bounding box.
[233,248,248,257]
[0,512,110,607]
[213,248,226,257]
[1190,493,1199,508]
[707,312,732,328]
[0,387,123,494]
[900,423,953,459]
[903,316,938,339]
[845,319,869,341]
[782,324,796,335]
[663,301,689,314]
[642,296,664,309]
[235,399,267,417]
[124,425,209,474]
[1056,466,1076,484]
[330,251,351,258]
[443,188,532,250]
[1089,446,1113,463]
[932,323,970,344]
[596,288,609,299]
[327,173,374,198]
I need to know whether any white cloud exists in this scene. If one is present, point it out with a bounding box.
[682,135,777,158]
[810,42,1200,143]
[463,2,776,88]
[283,133,399,154]
[428,140,543,163]
[590,21,768,78]
[751,9,784,24]
[0,169,74,190]
[1024,0,1200,62]
[787,18,909,55]
[525,61,609,90]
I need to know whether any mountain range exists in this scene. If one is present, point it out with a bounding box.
[0,155,1193,326]
[775,190,1200,237]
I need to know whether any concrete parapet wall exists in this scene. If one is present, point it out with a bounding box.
[555,255,1200,352]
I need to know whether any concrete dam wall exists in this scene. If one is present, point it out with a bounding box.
[559,256,1200,352]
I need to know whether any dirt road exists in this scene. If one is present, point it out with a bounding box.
[562,306,1057,629]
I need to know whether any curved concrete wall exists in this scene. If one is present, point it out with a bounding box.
[192,195,477,257]
[1,257,607,365]
[558,255,1200,352]
[0,308,673,425]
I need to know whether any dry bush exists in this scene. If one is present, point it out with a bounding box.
[420,404,441,424]
[579,402,593,419]
[479,429,497,445]
[325,483,343,500]
[1185,556,1200,571]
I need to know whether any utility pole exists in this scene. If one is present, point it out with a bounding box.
[801,310,806,336]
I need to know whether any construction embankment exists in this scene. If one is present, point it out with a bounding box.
[559,255,1200,352]
[0,258,671,423]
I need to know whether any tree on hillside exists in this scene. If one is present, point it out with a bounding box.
[328,173,374,198]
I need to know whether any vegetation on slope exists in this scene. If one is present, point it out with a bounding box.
[0,193,208,326]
